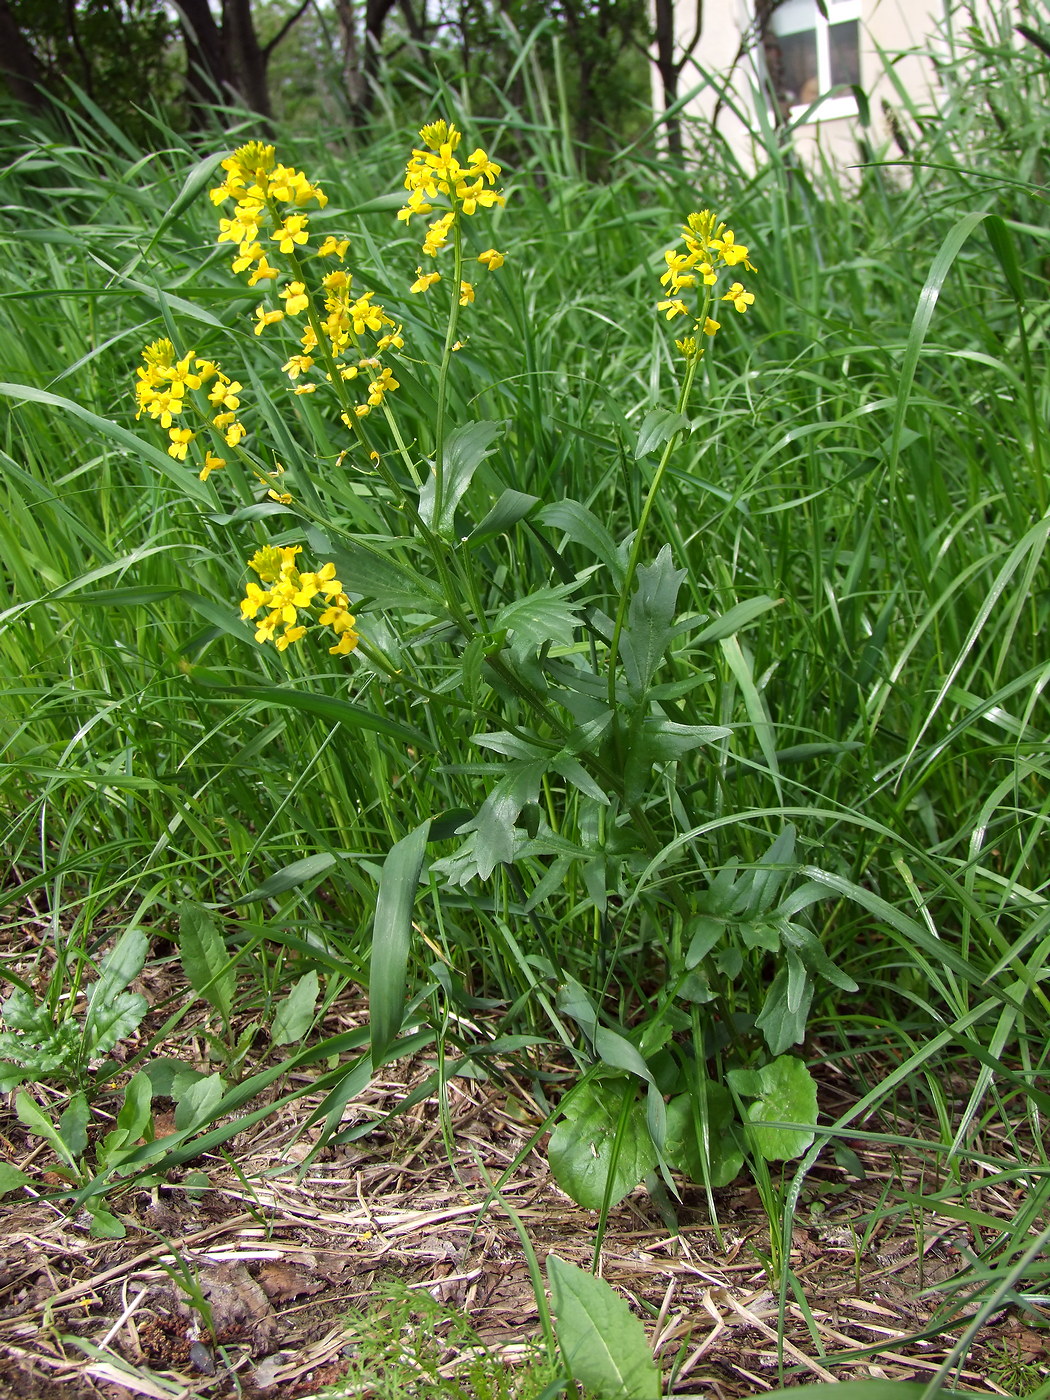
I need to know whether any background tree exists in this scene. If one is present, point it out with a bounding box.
[0,0,175,132]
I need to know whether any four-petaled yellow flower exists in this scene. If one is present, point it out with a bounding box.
[722,282,755,313]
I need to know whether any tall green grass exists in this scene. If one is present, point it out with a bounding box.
[0,1,1048,1371]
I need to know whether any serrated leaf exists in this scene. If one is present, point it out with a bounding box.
[635,408,689,460]
[548,1254,660,1399]
[89,927,148,1013]
[620,546,687,697]
[272,971,319,1045]
[547,1081,656,1210]
[493,585,585,663]
[456,761,547,880]
[179,902,235,1023]
[419,419,503,536]
[84,991,148,1060]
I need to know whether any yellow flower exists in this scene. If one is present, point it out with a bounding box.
[282,353,314,380]
[167,427,195,460]
[279,282,309,315]
[410,267,441,294]
[248,257,279,286]
[199,451,226,482]
[459,281,474,306]
[318,235,350,259]
[271,214,310,254]
[704,317,721,335]
[722,282,755,313]
[254,305,286,335]
[478,248,504,270]
[658,298,688,320]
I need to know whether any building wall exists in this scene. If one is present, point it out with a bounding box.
[660,0,978,168]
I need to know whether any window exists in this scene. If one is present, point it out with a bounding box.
[765,0,862,120]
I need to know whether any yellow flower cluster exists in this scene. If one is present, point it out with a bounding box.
[397,120,507,294]
[657,210,757,357]
[209,142,401,419]
[134,339,244,479]
[239,545,359,656]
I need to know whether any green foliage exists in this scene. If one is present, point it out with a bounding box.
[320,1280,562,1399]
[547,1254,660,1399]
[0,7,1049,1372]
[0,930,148,1091]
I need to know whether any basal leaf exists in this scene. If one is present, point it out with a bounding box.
[272,971,320,1046]
[370,821,430,1068]
[548,1254,660,1399]
[179,901,235,1023]
[729,1055,818,1161]
[547,1081,656,1210]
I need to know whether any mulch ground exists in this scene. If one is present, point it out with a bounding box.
[0,914,1047,1398]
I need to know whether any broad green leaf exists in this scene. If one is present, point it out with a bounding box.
[537,499,625,583]
[179,902,235,1023]
[369,822,430,1068]
[620,546,686,697]
[548,1254,660,1400]
[770,1383,962,1400]
[635,407,689,459]
[272,971,320,1045]
[664,1084,743,1188]
[729,1055,818,1161]
[592,1027,656,1085]
[241,853,338,905]
[59,1093,91,1158]
[468,488,540,541]
[548,1081,656,1210]
[0,1164,30,1197]
[174,1072,226,1133]
[113,1072,154,1148]
[87,1205,126,1239]
[419,419,503,536]
[755,967,813,1053]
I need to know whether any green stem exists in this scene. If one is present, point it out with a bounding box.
[606,344,703,711]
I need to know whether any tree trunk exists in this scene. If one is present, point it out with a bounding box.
[223,0,272,117]
[178,0,231,116]
[0,0,47,111]
[652,0,684,160]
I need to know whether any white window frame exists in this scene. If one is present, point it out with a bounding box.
[767,0,862,122]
